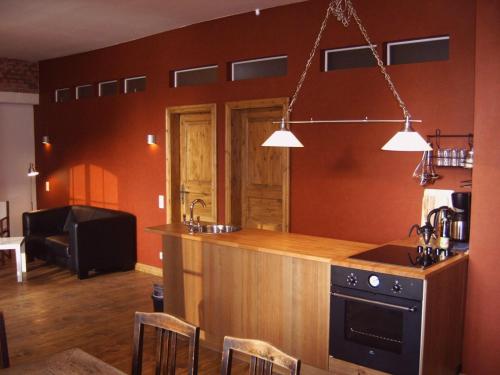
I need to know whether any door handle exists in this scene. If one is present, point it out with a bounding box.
[332,292,418,312]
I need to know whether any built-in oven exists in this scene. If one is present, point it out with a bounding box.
[330,266,423,375]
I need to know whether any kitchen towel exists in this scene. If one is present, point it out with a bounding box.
[421,189,454,225]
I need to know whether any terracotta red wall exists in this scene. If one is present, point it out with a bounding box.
[462,0,500,373]
[35,0,475,269]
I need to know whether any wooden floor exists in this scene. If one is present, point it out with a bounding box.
[0,257,248,374]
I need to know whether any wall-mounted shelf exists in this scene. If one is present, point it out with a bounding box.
[427,129,474,169]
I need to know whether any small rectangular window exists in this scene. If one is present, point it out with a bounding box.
[386,36,450,65]
[76,84,94,100]
[231,56,287,81]
[124,76,146,93]
[98,80,119,97]
[324,45,377,71]
[173,65,218,87]
[55,88,71,103]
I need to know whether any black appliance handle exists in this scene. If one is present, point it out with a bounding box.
[332,292,418,313]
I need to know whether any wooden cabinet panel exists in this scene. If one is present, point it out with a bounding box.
[162,235,330,370]
[421,261,468,375]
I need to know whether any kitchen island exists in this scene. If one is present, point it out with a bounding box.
[146,224,468,375]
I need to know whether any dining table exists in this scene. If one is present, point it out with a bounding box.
[2,347,126,374]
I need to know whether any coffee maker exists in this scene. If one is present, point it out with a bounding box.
[451,192,472,242]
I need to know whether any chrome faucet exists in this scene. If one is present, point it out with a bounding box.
[185,198,206,233]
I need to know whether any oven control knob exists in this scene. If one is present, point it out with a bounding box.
[368,274,380,288]
[346,273,358,286]
[392,282,402,293]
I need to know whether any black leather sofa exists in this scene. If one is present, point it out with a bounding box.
[23,205,137,279]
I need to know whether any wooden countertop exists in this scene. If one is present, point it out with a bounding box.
[146,223,375,262]
[334,236,468,279]
[146,224,468,279]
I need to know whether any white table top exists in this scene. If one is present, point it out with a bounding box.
[0,236,24,248]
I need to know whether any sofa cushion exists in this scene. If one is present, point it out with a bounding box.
[45,234,70,258]
[26,234,49,260]
[62,210,75,232]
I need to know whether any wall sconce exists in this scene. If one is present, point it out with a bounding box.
[42,135,50,144]
[27,163,39,177]
[147,134,157,145]
[27,163,39,211]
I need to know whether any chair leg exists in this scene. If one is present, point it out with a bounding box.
[0,312,10,369]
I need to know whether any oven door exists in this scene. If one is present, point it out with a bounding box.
[330,286,422,375]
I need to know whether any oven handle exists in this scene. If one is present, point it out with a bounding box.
[332,292,418,313]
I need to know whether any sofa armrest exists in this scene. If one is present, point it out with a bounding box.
[69,214,137,278]
[23,206,71,237]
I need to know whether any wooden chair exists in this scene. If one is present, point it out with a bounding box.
[0,311,10,368]
[0,201,11,265]
[221,336,301,375]
[132,312,200,375]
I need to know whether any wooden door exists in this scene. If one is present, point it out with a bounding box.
[241,108,285,231]
[179,112,216,222]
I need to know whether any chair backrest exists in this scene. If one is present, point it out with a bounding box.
[132,312,200,375]
[0,311,10,368]
[0,201,9,238]
[221,336,300,375]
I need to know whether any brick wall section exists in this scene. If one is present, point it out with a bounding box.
[0,57,39,93]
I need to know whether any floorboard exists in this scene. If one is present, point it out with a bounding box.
[0,257,248,374]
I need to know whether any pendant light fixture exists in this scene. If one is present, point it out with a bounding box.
[381,116,432,151]
[262,0,430,152]
[261,118,303,147]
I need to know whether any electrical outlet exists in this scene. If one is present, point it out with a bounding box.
[158,195,165,209]
[159,251,163,260]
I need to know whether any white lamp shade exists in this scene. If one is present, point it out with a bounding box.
[27,163,39,177]
[382,131,432,152]
[262,129,304,147]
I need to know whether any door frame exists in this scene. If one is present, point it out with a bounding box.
[224,98,290,231]
[165,103,217,224]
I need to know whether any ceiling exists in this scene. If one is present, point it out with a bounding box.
[0,0,304,62]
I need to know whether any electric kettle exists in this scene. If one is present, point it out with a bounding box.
[426,206,453,249]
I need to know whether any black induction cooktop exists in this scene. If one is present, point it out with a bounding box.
[349,244,455,269]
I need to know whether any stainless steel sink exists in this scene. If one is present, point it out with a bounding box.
[199,224,241,233]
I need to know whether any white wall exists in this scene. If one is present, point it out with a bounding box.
[0,100,37,236]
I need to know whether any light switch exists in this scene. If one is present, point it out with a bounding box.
[158,195,165,209]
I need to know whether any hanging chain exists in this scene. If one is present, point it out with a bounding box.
[287,1,335,116]
[287,0,411,119]
[342,1,411,119]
